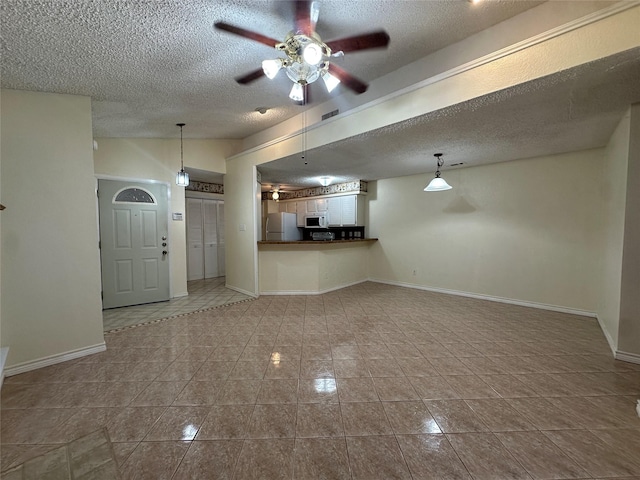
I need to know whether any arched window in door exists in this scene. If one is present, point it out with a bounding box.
[113,187,157,205]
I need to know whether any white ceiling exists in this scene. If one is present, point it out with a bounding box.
[2,1,639,188]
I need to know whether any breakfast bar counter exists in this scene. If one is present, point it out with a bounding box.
[257,238,378,294]
[258,238,378,245]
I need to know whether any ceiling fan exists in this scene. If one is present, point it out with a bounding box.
[214,0,390,103]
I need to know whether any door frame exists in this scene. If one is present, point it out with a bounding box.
[95,175,175,300]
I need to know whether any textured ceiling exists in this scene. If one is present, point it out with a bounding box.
[1,0,542,139]
[2,1,638,190]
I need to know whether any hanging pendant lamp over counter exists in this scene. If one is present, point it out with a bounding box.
[424,153,452,192]
[175,123,189,187]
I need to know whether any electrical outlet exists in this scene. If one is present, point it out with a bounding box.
[412,269,417,276]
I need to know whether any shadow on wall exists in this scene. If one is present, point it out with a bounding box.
[442,195,477,214]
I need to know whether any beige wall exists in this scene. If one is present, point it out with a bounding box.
[597,110,630,349]
[1,89,104,369]
[258,243,372,294]
[618,103,640,356]
[368,150,603,313]
[93,138,239,298]
[225,157,259,296]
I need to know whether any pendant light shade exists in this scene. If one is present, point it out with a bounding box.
[175,123,189,187]
[318,176,332,187]
[424,153,452,192]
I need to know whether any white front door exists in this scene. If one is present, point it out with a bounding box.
[98,179,170,309]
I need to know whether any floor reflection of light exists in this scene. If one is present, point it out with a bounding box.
[423,418,442,434]
[182,424,198,440]
[271,352,281,365]
[314,378,337,393]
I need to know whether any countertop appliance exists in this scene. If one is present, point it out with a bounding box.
[266,212,301,241]
[305,215,328,228]
[311,231,335,241]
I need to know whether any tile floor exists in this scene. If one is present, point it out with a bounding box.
[2,282,640,479]
[102,277,252,332]
[2,428,120,480]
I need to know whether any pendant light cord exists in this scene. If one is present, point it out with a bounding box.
[180,125,184,170]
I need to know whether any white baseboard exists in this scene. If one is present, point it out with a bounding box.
[225,284,258,298]
[595,315,618,357]
[0,347,9,388]
[368,278,597,318]
[172,291,189,299]
[615,350,640,365]
[260,279,368,296]
[3,343,107,378]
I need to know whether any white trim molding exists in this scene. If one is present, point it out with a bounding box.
[0,347,9,388]
[369,278,597,318]
[596,315,618,357]
[225,284,259,298]
[615,350,640,365]
[3,343,106,378]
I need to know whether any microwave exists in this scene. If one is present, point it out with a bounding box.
[304,215,328,228]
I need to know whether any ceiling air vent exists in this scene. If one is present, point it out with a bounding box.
[322,109,339,121]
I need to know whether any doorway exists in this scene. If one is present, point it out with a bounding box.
[98,179,170,309]
[186,197,225,280]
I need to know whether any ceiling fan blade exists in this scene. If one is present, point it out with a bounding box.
[326,30,390,53]
[294,0,314,36]
[214,22,280,48]
[235,68,265,85]
[327,63,368,94]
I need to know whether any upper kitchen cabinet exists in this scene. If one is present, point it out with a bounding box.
[327,195,364,226]
[278,201,297,214]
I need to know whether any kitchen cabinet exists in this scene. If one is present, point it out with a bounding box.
[278,201,297,214]
[316,198,328,212]
[327,194,363,226]
[305,198,328,214]
[277,195,364,227]
[296,201,306,227]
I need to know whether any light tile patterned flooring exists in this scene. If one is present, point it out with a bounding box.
[2,282,640,479]
[102,277,252,332]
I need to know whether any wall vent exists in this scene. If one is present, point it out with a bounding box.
[322,109,339,121]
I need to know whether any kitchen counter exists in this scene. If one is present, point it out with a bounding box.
[257,238,378,295]
[258,238,377,245]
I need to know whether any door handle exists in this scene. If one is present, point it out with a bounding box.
[162,250,168,256]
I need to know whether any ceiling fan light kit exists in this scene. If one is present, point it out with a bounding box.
[214,0,390,103]
[424,153,452,192]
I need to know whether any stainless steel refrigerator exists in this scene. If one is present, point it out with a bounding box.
[266,212,301,241]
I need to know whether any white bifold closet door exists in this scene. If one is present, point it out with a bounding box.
[187,198,224,280]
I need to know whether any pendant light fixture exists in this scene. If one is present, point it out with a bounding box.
[318,176,332,187]
[424,153,452,192]
[175,123,189,187]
